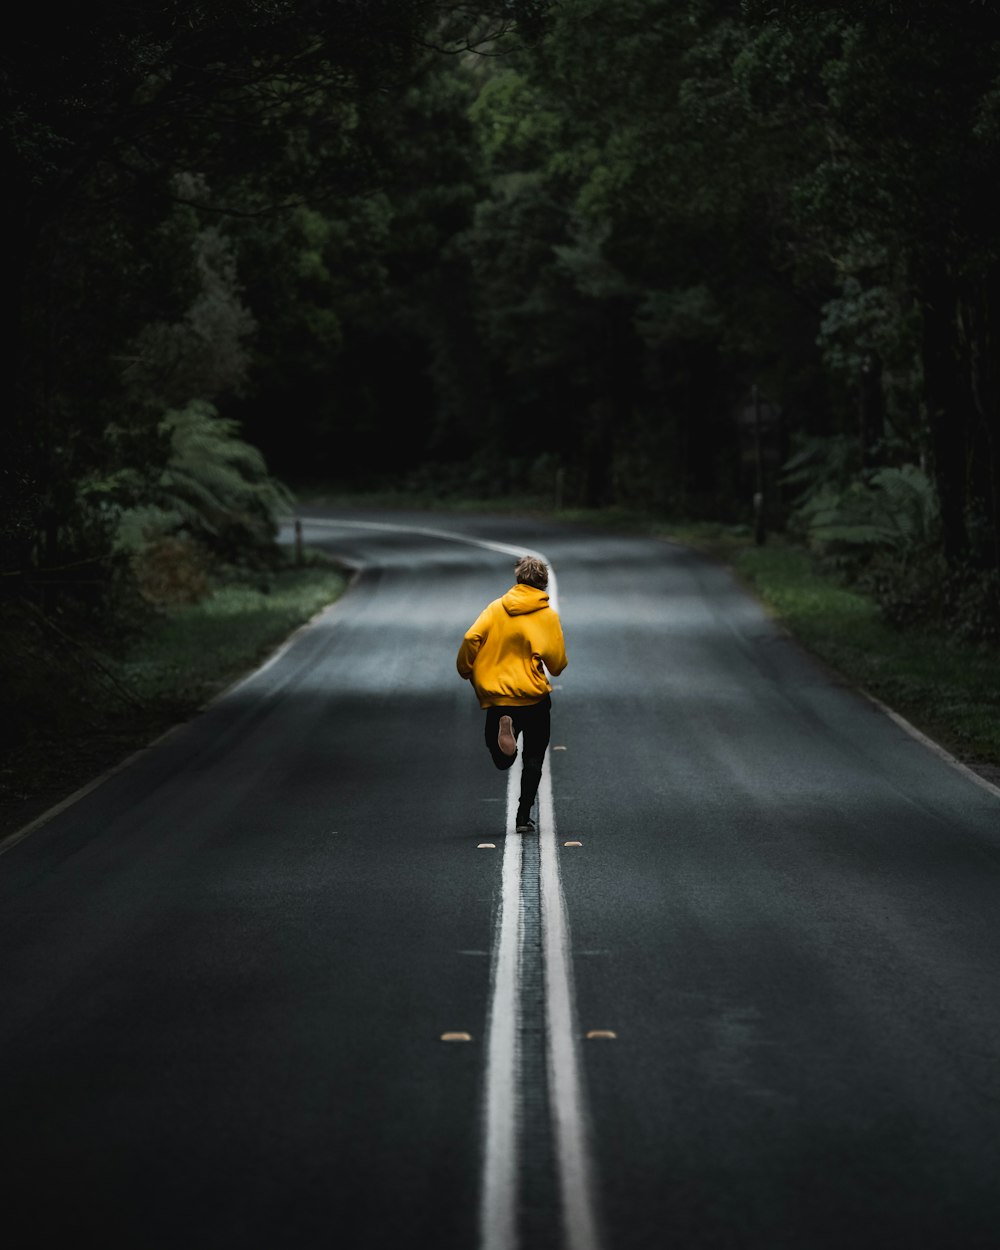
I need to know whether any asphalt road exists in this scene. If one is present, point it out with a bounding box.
[2,508,999,1250]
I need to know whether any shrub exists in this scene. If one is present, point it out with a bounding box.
[157,400,293,564]
[132,535,210,606]
[790,463,940,565]
[858,556,1000,646]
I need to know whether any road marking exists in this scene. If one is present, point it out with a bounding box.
[290,515,550,569]
[539,761,602,1250]
[474,549,599,1250]
[859,689,1000,801]
[480,755,524,1250]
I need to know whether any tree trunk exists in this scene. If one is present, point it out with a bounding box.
[582,397,614,508]
[858,355,885,469]
[920,263,970,566]
[958,268,1000,570]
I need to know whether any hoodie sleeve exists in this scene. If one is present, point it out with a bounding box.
[541,611,568,676]
[456,604,492,680]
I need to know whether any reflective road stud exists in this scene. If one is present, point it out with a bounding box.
[564,840,582,848]
[478,842,497,849]
[441,1032,473,1042]
[585,1030,617,1040]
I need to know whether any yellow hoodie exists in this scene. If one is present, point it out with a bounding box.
[456,583,568,708]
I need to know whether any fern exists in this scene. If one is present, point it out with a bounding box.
[156,400,293,555]
[792,464,939,561]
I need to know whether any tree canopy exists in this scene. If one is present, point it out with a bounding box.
[4,0,1000,642]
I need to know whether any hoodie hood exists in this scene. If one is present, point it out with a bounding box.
[501,583,550,616]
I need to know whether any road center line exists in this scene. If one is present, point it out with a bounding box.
[539,761,602,1250]
[285,516,600,1249]
[480,756,524,1250]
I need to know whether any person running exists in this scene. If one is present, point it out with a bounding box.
[456,555,568,833]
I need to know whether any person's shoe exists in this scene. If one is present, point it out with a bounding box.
[515,817,535,834]
[498,715,517,757]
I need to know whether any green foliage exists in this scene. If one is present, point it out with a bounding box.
[791,464,939,560]
[732,539,1000,762]
[123,212,257,410]
[785,437,940,560]
[468,70,562,172]
[7,0,1000,652]
[156,401,293,561]
[635,286,725,346]
[132,536,210,607]
[79,400,292,584]
[861,557,1000,647]
[781,433,860,497]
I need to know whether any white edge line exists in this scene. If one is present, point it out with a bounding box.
[859,689,1000,802]
[539,760,602,1250]
[2,511,551,858]
[4,506,539,859]
[669,533,1000,806]
[480,759,524,1250]
[0,566,361,859]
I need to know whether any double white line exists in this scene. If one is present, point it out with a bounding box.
[480,579,601,1250]
[285,516,600,1250]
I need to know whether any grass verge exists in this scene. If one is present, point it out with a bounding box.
[1,555,348,842]
[117,563,348,707]
[669,527,1000,781]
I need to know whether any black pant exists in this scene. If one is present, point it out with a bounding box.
[484,696,551,822]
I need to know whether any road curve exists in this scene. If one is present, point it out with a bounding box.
[1,508,999,1250]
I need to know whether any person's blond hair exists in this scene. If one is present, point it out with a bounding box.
[514,555,549,589]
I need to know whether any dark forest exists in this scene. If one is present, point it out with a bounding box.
[4,0,1000,716]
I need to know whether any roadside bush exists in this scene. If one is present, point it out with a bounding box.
[778,438,1000,643]
[789,463,939,566]
[946,568,1000,647]
[158,400,293,565]
[856,556,1000,646]
[132,535,210,606]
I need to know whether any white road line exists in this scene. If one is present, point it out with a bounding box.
[539,761,602,1250]
[306,515,598,1249]
[306,517,569,1249]
[286,515,548,568]
[476,550,597,1250]
[860,690,1000,802]
[480,756,524,1250]
[0,582,357,859]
